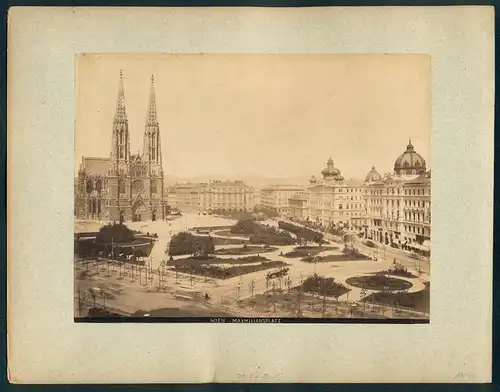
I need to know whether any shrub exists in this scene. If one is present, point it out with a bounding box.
[168,232,215,256]
[230,219,295,246]
[278,221,324,242]
[95,223,135,243]
[301,275,349,297]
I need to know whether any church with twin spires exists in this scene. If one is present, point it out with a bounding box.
[75,71,166,222]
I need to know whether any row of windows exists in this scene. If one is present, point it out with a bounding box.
[405,199,426,208]
[339,204,363,210]
[369,187,430,196]
[405,225,426,235]
[405,212,426,222]
[405,188,429,196]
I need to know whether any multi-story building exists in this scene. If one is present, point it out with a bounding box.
[287,192,309,219]
[168,183,201,213]
[168,180,255,213]
[363,139,431,254]
[260,184,305,215]
[306,159,365,228]
[75,71,166,222]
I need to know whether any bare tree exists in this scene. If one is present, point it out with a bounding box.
[248,280,255,307]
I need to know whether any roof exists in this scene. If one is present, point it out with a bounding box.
[261,184,305,191]
[289,192,308,201]
[81,157,111,176]
[405,171,431,185]
[342,179,364,187]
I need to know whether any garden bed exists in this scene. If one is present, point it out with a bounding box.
[278,221,324,242]
[361,282,430,314]
[209,236,249,246]
[214,245,278,255]
[171,260,287,279]
[301,253,371,263]
[283,245,338,258]
[301,275,351,298]
[378,266,419,279]
[230,219,295,246]
[345,275,413,291]
[168,255,270,267]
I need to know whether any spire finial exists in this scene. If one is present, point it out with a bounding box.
[151,74,154,83]
[114,70,127,122]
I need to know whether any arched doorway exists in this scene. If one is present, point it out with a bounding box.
[132,201,147,222]
[152,209,157,222]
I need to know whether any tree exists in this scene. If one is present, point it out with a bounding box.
[313,234,323,246]
[96,223,134,243]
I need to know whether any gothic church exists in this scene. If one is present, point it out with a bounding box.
[75,71,166,223]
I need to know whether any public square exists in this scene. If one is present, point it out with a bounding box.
[74,213,430,319]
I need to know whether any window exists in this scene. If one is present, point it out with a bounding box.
[86,180,93,194]
[119,180,125,194]
[339,204,343,209]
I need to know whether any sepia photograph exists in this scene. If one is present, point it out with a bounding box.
[74,53,431,322]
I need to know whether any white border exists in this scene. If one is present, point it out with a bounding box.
[7,6,494,383]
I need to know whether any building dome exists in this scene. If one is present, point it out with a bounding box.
[321,158,342,179]
[394,139,427,175]
[309,175,318,184]
[365,166,382,182]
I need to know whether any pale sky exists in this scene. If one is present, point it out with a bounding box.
[75,53,431,180]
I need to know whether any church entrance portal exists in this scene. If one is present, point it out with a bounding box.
[132,201,147,222]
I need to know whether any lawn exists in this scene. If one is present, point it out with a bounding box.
[361,282,430,314]
[283,245,338,258]
[212,229,241,237]
[301,253,371,263]
[168,255,269,267]
[345,275,413,291]
[208,236,249,246]
[301,275,351,298]
[171,259,287,279]
[214,245,278,255]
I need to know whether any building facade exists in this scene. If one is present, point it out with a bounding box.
[75,71,166,222]
[168,180,255,213]
[306,159,365,228]
[260,184,306,215]
[287,192,309,219]
[363,140,431,254]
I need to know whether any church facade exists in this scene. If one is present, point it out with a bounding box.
[75,71,166,223]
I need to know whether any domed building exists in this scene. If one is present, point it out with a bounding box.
[363,139,431,256]
[364,166,382,183]
[393,139,427,176]
[305,158,365,228]
[321,158,344,182]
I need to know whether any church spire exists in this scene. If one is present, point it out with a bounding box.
[143,74,161,165]
[114,69,127,123]
[146,74,157,125]
[110,70,130,163]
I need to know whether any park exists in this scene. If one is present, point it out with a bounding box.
[74,213,430,320]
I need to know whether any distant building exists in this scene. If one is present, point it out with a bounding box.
[306,159,365,228]
[75,71,166,222]
[168,180,255,213]
[260,184,305,215]
[288,192,309,219]
[363,139,431,254]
